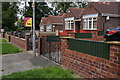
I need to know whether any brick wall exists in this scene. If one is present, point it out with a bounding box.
[61,38,120,78]
[10,35,29,51]
[74,31,105,41]
[4,33,10,42]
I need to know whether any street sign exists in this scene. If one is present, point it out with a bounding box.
[24,17,32,27]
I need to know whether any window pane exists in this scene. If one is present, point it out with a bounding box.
[65,21,69,29]
[89,18,92,21]
[89,20,92,29]
[93,18,97,21]
[93,21,97,29]
[71,23,74,29]
[86,19,88,29]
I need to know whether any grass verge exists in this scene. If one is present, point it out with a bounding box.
[0,43,22,55]
[0,38,7,42]
[2,67,74,78]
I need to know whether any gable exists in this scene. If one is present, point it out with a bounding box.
[91,2,120,15]
[82,3,100,16]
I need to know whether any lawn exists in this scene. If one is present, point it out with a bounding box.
[0,38,7,42]
[2,67,74,78]
[0,42,22,55]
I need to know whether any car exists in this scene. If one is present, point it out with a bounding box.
[104,26,120,41]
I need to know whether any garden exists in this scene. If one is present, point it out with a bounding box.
[0,38,22,55]
[2,67,74,78]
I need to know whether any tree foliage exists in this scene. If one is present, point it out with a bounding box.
[22,2,87,30]
[2,2,19,32]
[24,2,53,30]
[17,16,24,29]
[50,2,87,15]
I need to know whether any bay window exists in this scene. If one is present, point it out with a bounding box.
[83,13,98,30]
[65,17,74,30]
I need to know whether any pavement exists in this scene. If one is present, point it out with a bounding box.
[1,51,59,76]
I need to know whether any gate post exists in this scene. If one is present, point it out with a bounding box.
[25,34,29,51]
[37,36,41,56]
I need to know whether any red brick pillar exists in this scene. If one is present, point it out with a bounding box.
[91,31,98,41]
[61,38,69,65]
[9,32,13,42]
[18,33,21,38]
[109,44,120,78]
[25,34,29,51]
[61,38,68,50]
[37,36,41,56]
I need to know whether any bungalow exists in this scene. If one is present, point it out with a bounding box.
[62,7,85,35]
[40,15,64,33]
[80,2,120,33]
[46,15,64,32]
[39,17,48,32]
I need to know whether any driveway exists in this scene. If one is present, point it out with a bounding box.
[1,52,59,76]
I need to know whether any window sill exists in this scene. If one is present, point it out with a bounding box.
[65,29,74,30]
[83,29,97,30]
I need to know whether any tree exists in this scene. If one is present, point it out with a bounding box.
[2,2,19,32]
[50,2,87,15]
[24,2,53,30]
[17,16,24,29]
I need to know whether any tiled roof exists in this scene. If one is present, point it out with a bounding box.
[62,12,73,18]
[41,17,48,24]
[67,7,85,18]
[48,15,63,24]
[91,2,120,15]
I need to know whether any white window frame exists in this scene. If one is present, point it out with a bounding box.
[65,17,74,30]
[83,13,98,30]
[46,24,51,31]
[40,25,44,31]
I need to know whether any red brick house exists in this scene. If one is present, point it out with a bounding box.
[40,15,64,33]
[60,7,85,36]
[80,2,120,33]
[46,15,64,32]
[39,17,48,32]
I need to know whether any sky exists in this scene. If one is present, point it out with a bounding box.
[17,0,120,19]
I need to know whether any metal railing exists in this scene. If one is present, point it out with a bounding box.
[68,38,110,60]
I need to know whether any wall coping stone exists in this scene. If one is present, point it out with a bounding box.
[11,36,26,41]
[60,37,73,39]
[106,41,120,45]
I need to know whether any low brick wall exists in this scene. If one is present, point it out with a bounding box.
[61,38,120,78]
[10,35,29,51]
[4,33,10,42]
[91,31,105,41]
[74,31,105,41]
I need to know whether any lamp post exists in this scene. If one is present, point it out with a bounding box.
[32,0,36,57]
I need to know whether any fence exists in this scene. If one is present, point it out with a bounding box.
[38,36,61,63]
[61,38,120,78]
[68,38,110,60]
[75,33,92,38]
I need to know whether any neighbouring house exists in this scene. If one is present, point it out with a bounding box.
[46,15,64,32]
[40,15,64,33]
[80,2,120,33]
[39,17,48,32]
[60,7,85,36]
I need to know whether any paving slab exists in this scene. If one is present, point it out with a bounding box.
[1,52,59,76]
